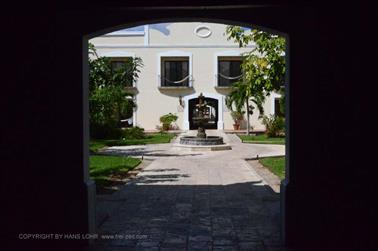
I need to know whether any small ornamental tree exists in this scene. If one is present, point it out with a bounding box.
[225,26,286,134]
[226,81,265,133]
[89,43,143,138]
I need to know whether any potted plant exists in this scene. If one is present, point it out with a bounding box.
[159,113,178,131]
[231,110,244,130]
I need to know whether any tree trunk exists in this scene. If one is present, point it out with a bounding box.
[246,99,250,135]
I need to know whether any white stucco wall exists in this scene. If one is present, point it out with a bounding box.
[89,22,280,131]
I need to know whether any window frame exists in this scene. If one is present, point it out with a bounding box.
[109,57,135,88]
[157,50,193,88]
[213,51,244,88]
[270,92,282,116]
[96,51,137,88]
[217,56,243,87]
[161,56,190,87]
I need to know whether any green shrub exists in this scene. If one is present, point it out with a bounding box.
[261,115,285,137]
[122,126,145,139]
[90,124,123,139]
[159,113,178,131]
[88,43,143,140]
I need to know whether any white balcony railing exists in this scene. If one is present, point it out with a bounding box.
[158,74,193,88]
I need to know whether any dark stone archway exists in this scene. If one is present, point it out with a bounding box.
[2,2,376,251]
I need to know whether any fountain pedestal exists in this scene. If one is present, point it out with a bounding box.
[197,127,206,138]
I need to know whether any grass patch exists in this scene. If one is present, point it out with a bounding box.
[90,133,176,152]
[238,134,285,145]
[89,141,107,153]
[259,156,285,179]
[104,133,175,146]
[89,155,141,186]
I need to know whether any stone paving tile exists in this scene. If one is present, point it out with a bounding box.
[188,234,212,243]
[169,217,192,226]
[191,217,211,226]
[212,216,233,227]
[159,245,187,251]
[190,225,211,233]
[213,238,237,246]
[232,218,254,230]
[212,229,237,239]
[212,246,239,251]
[239,241,265,251]
[187,241,212,251]
[162,232,187,246]
[166,224,190,236]
[135,247,159,251]
[192,207,211,217]
[135,240,161,249]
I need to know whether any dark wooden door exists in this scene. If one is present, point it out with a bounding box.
[189,97,218,130]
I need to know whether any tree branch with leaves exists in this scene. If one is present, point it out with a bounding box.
[225,26,286,134]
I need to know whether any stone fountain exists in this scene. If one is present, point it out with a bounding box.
[178,93,231,150]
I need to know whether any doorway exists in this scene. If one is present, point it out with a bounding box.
[189,97,218,130]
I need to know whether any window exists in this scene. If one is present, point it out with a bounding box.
[274,98,283,117]
[111,60,125,72]
[217,57,242,87]
[110,58,133,87]
[161,57,189,87]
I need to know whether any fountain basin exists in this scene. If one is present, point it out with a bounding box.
[176,136,232,151]
[180,136,224,145]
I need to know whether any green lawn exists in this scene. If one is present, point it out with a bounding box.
[259,156,285,179]
[238,134,285,145]
[89,141,107,153]
[89,155,141,186]
[90,133,176,152]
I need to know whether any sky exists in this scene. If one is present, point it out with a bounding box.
[107,23,250,36]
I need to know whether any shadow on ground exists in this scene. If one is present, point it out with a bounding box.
[100,149,203,158]
[93,180,281,251]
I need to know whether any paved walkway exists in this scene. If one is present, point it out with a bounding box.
[93,131,285,251]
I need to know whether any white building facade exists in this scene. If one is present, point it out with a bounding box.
[90,22,282,131]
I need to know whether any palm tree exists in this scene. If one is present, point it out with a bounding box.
[226,81,265,135]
